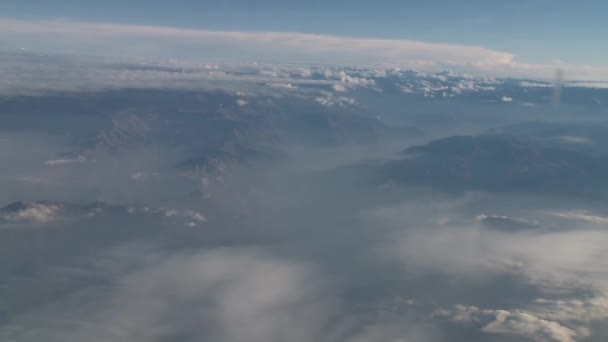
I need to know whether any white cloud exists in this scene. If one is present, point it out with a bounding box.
[2,203,60,224]
[332,84,347,92]
[45,155,86,166]
[393,225,608,292]
[0,19,512,72]
[481,311,581,342]
[501,96,513,102]
[2,19,608,79]
[547,210,608,225]
[268,82,296,89]
[567,81,608,89]
[315,95,356,107]
[433,295,608,342]
[159,208,206,222]
[130,172,146,181]
[434,305,585,342]
[376,198,608,341]
[520,81,552,88]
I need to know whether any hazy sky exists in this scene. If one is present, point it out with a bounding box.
[1,0,607,79]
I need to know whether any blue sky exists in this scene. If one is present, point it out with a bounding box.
[1,0,607,79]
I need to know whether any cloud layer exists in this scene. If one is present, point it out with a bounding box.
[0,245,439,342]
[2,18,608,80]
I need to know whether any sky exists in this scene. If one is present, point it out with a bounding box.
[1,0,607,79]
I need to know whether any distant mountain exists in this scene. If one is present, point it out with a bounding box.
[487,121,608,157]
[0,88,390,176]
[369,130,608,198]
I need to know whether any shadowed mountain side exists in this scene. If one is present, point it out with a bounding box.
[337,133,608,199]
[1,89,396,176]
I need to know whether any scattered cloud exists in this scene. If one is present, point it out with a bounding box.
[315,95,356,107]
[433,304,585,342]
[158,208,207,223]
[371,196,608,341]
[434,295,608,342]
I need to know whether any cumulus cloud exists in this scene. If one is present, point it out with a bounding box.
[136,207,208,224]
[315,95,356,107]
[332,84,347,92]
[370,195,608,341]
[0,48,603,101]
[433,295,608,342]
[1,202,61,224]
[532,297,608,323]
[2,18,608,79]
[433,305,585,342]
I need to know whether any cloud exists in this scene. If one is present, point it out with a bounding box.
[0,19,512,71]
[332,84,347,92]
[521,102,538,107]
[547,210,608,224]
[0,244,440,342]
[433,305,585,342]
[531,297,608,323]
[267,82,296,89]
[481,311,582,342]
[501,96,513,102]
[372,197,608,294]
[0,247,336,342]
[1,202,61,224]
[391,224,608,292]
[126,207,207,224]
[315,95,356,107]
[2,18,608,79]
[373,196,608,341]
[433,296,608,342]
[45,155,87,166]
